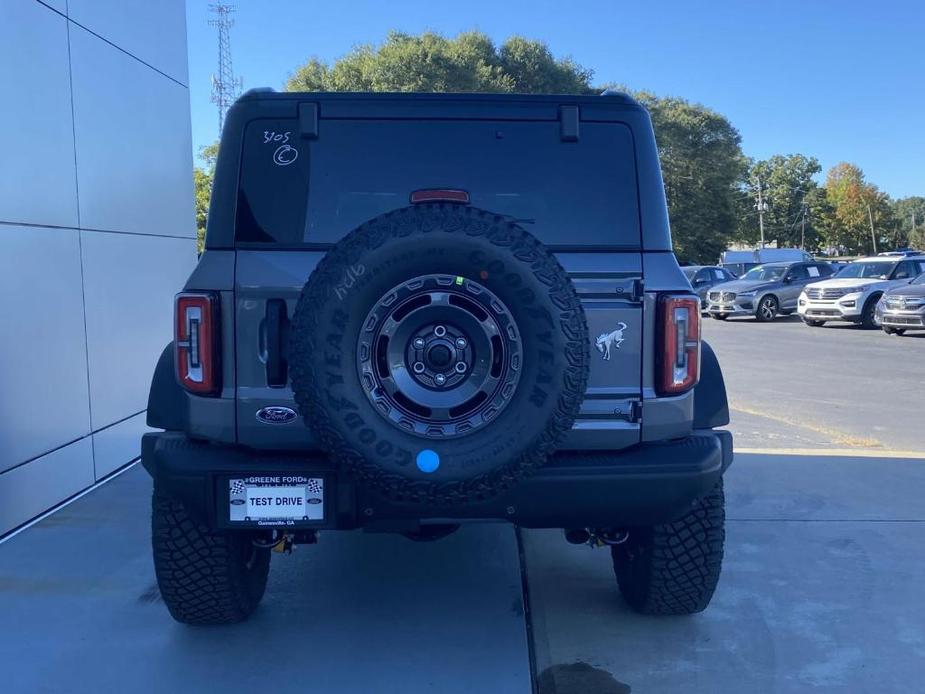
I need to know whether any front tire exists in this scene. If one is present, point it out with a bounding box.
[803,319,825,327]
[884,327,906,336]
[710,314,728,321]
[860,296,880,330]
[152,489,271,625]
[612,479,725,615]
[755,295,778,322]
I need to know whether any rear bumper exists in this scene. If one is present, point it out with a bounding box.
[142,430,733,531]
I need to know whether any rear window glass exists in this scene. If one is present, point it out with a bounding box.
[234,118,640,248]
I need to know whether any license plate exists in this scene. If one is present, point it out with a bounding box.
[228,476,324,525]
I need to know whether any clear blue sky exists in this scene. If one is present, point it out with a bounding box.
[186,0,924,198]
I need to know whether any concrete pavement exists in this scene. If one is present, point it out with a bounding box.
[1,310,922,693]
[524,450,925,694]
[0,465,532,694]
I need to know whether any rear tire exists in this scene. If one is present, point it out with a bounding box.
[612,479,725,615]
[755,295,778,322]
[884,327,906,336]
[803,319,825,327]
[152,489,271,625]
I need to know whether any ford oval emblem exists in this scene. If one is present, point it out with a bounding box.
[256,406,298,425]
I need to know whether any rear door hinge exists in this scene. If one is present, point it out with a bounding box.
[631,400,643,423]
[559,105,580,142]
[629,279,645,302]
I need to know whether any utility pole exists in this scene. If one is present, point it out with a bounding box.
[800,204,807,250]
[754,176,767,249]
[866,203,877,255]
[209,4,243,135]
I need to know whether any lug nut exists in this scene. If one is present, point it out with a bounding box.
[455,337,467,349]
[413,362,425,374]
[455,362,467,373]
[413,337,425,349]
[434,373,447,386]
[434,325,447,337]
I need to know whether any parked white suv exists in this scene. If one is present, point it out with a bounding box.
[798,256,925,328]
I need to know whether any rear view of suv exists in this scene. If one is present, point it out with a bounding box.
[144,90,732,625]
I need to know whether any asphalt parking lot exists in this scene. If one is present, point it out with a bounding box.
[0,315,922,693]
[704,314,924,451]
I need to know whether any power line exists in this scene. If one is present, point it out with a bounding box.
[209,4,243,135]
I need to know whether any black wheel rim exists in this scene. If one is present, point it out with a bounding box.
[357,274,522,437]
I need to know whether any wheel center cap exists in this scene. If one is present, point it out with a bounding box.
[426,343,453,369]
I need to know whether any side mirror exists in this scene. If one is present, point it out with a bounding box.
[782,276,793,284]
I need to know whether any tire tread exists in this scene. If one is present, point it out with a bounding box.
[152,490,270,625]
[612,479,725,615]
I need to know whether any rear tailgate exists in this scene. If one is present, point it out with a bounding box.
[232,106,642,450]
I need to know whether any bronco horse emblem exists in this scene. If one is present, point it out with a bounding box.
[595,322,628,361]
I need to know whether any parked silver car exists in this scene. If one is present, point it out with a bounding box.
[876,271,925,335]
[682,265,737,307]
[706,261,835,322]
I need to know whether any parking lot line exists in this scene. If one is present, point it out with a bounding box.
[736,446,925,459]
[730,403,884,449]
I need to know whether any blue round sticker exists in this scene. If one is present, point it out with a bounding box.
[416,449,440,473]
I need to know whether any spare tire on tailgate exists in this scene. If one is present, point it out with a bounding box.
[289,204,589,505]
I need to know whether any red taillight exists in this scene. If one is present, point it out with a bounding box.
[175,293,221,395]
[410,189,470,205]
[657,294,700,395]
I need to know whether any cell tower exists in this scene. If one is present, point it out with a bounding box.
[209,3,243,134]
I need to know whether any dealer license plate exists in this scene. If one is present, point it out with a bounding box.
[228,476,324,525]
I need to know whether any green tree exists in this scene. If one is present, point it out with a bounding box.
[803,185,838,253]
[891,196,925,249]
[632,92,747,263]
[740,154,822,249]
[824,163,895,255]
[286,31,594,94]
[193,142,219,251]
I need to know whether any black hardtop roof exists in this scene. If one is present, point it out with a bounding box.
[207,87,673,251]
[236,87,641,108]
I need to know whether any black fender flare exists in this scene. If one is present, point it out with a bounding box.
[147,342,189,431]
[693,340,729,429]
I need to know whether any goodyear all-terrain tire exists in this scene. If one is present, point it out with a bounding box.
[152,489,270,625]
[611,479,725,615]
[288,204,589,505]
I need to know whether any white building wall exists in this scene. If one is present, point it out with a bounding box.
[0,0,196,535]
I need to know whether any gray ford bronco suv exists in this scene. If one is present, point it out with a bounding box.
[144,89,733,625]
